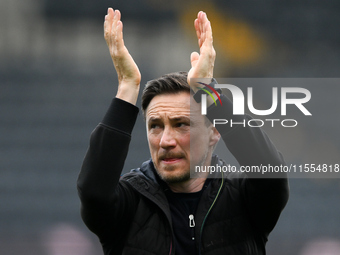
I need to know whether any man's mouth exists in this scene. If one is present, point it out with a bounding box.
[159,151,186,164]
[162,157,182,163]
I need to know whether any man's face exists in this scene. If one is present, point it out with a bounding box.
[145,91,220,184]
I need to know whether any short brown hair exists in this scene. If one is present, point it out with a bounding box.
[141,71,189,115]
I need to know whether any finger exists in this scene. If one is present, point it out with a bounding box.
[108,8,115,26]
[204,12,211,30]
[115,20,124,50]
[110,10,120,51]
[199,12,204,36]
[115,10,124,48]
[205,21,213,47]
[197,12,205,48]
[104,8,114,40]
[194,19,202,47]
[111,9,121,38]
[194,18,200,39]
[112,9,118,34]
[200,12,213,49]
[201,12,208,45]
[202,12,206,35]
[116,9,121,22]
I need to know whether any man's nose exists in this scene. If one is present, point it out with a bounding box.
[159,127,177,148]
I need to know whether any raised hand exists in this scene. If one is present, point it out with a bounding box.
[187,11,216,88]
[104,8,141,105]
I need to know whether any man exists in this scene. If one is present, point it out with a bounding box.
[77,8,289,255]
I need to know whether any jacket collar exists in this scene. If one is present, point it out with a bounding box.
[124,154,226,192]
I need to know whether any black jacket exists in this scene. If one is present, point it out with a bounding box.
[77,95,289,255]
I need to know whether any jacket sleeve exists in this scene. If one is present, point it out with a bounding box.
[77,98,140,240]
[206,93,289,236]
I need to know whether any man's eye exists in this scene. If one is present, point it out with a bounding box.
[176,123,189,128]
[150,124,161,129]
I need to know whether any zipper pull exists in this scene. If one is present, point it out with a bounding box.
[189,214,195,227]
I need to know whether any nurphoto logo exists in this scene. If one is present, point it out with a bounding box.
[199,83,312,128]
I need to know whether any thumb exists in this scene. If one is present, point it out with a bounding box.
[190,51,200,66]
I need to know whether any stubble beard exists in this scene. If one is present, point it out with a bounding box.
[155,148,210,185]
[155,164,191,184]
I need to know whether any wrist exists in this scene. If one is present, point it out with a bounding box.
[192,78,222,106]
[116,82,140,105]
[190,77,213,93]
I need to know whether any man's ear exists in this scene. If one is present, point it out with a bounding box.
[209,126,221,147]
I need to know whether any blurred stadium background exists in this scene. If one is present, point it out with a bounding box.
[1,0,340,254]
